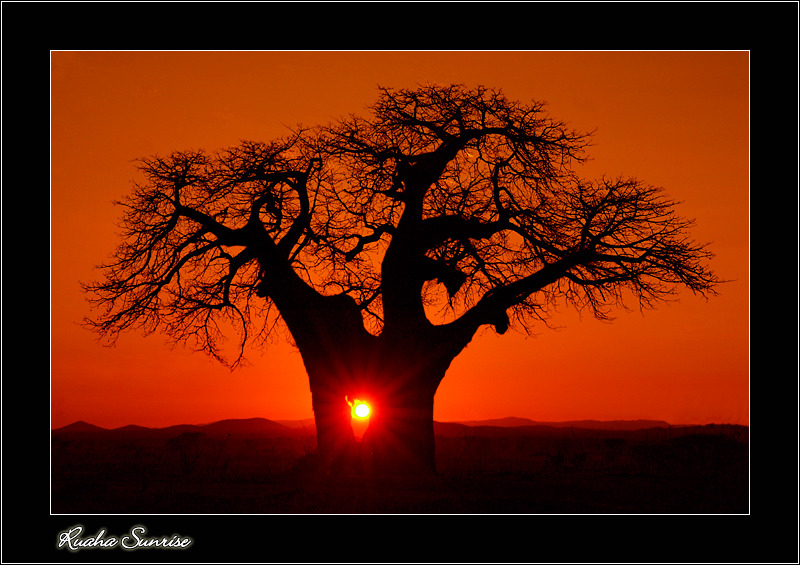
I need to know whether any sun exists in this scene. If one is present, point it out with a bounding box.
[346,395,371,420]
[347,397,371,440]
[354,403,370,418]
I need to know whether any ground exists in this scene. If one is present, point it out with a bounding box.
[51,422,748,514]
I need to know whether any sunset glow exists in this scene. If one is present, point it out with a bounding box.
[50,51,749,430]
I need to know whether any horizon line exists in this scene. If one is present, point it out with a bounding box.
[52,415,749,432]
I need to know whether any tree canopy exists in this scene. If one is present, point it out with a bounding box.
[84,84,719,367]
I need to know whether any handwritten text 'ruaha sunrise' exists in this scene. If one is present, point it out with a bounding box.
[57,525,193,552]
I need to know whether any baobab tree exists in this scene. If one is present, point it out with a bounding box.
[83,84,719,474]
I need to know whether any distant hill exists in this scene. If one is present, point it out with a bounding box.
[53,421,108,434]
[453,417,671,430]
[279,416,671,429]
[52,417,296,440]
[202,418,290,437]
[275,418,317,429]
[53,416,677,440]
[275,417,673,436]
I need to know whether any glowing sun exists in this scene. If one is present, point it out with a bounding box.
[354,403,370,418]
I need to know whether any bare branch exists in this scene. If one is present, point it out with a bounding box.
[85,84,719,369]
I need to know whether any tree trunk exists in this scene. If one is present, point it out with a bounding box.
[308,375,358,472]
[304,339,448,476]
[278,293,377,474]
[360,376,439,475]
[273,283,469,477]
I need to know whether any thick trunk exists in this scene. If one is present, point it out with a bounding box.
[276,292,377,473]
[309,377,358,472]
[270,274,472,476]
[360,378,438,475]
[356,328,461,475]
[303,335,451,476]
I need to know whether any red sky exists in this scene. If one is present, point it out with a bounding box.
[50,51,749,429]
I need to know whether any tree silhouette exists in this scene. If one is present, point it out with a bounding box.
[84,84,719,474]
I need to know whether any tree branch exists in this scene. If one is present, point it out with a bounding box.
[447,251,587,337]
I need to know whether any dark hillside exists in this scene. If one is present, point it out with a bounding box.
[51,418,748,514]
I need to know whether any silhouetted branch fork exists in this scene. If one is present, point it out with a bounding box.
[447,251,589,336]
[342,224,396,261]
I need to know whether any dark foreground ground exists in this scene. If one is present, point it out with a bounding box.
[51,422,748,514]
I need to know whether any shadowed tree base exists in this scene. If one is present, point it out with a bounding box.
[313,441,438,479]
[360,397,437,476]
[311,410,439,477]
[309,377,439,477]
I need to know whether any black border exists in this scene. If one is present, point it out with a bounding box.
[3,1,797,563]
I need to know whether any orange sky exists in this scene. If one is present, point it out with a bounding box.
[50,51,749,429]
